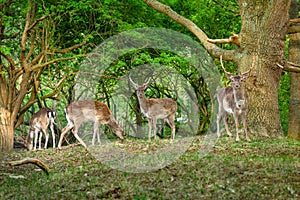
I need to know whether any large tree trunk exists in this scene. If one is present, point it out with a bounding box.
[288,52,300,140]
[0,107,14,151]
[236,0,290,138]
[288,0,300,140]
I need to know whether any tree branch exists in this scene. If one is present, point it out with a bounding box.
[276,61,300,72]
[288,18,300,34]
[288,25,300,34]
[290,18,300,24]
[19,72,78,114]
[27,14,51,32]
[144,0,236,60]
[8,158,49,175]
[51,41,87,54]
[207,33,240,47]
[29,56,82,72]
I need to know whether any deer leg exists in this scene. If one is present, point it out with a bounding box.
[217,112,222,138]
[27,130,34,151]
[96,126,101,144]
[148,118,152,140]
[42,128,49,149]
[38,129,44,150]
[49,123,55,148]
[153,117,157,140]
[242,112,250,141]
[223,113,232,137]
[58,124,73,149]
[167,115,176,139]
[34,129,39,151]
[73,126,87,148]
[233,112,240,142]
[92,122,99,145]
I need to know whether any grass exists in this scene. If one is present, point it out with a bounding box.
[0,137,299,199]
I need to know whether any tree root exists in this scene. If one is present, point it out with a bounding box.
[8,158,49,176]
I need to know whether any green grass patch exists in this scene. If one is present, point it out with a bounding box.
[1,137,299,199]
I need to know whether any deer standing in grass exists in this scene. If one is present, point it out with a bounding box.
[26,108,56,151]
[57,100,124,149]
[217,55,254,142]
[129,76,177,140]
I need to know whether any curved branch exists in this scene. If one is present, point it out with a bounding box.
[144,0,236,60]
[51,41,87,54]
[27,14,51,32]
[8,157,49,175]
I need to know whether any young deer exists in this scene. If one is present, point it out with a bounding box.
[217,55,254,142]
[57,100,124,149]
[26,108,56,151]
[129,76,177,140]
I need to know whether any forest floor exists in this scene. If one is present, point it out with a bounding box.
[1,136,299,200]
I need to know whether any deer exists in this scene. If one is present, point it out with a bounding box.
[129,76,177,140]
[216,55,254,142]
[57,100,124,149]
[26,108,56,151]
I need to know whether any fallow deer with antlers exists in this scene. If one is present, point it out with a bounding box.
[57,100,124,149]
[26,108,56,151]
[217,55,254,142]
[129,76,177,140]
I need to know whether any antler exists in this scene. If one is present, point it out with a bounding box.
[220,55,233,77]
[128,74,138,88]
[129,72,151,87]
[241,55,257,75]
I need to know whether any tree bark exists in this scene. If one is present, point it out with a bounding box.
[288,0,300,140]
[0,107,14,151]
[237,0,291,137]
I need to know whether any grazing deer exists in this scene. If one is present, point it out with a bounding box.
[57,100,124,149]
[26,108,56,151]
[216,55,254,142]
[129,76,177,140]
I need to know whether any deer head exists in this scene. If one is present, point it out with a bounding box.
[129,76,151,99]
[220,55,253,89]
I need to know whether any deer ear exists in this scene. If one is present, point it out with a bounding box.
[227,75,233,80]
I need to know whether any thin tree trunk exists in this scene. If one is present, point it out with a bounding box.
[0,107,14,151]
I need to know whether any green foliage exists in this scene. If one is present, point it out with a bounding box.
[279,73,290,135]
[1,0,292,137]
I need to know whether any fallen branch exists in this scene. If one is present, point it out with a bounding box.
[8,158,49,176]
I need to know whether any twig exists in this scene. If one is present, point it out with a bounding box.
[8,158,49,176]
